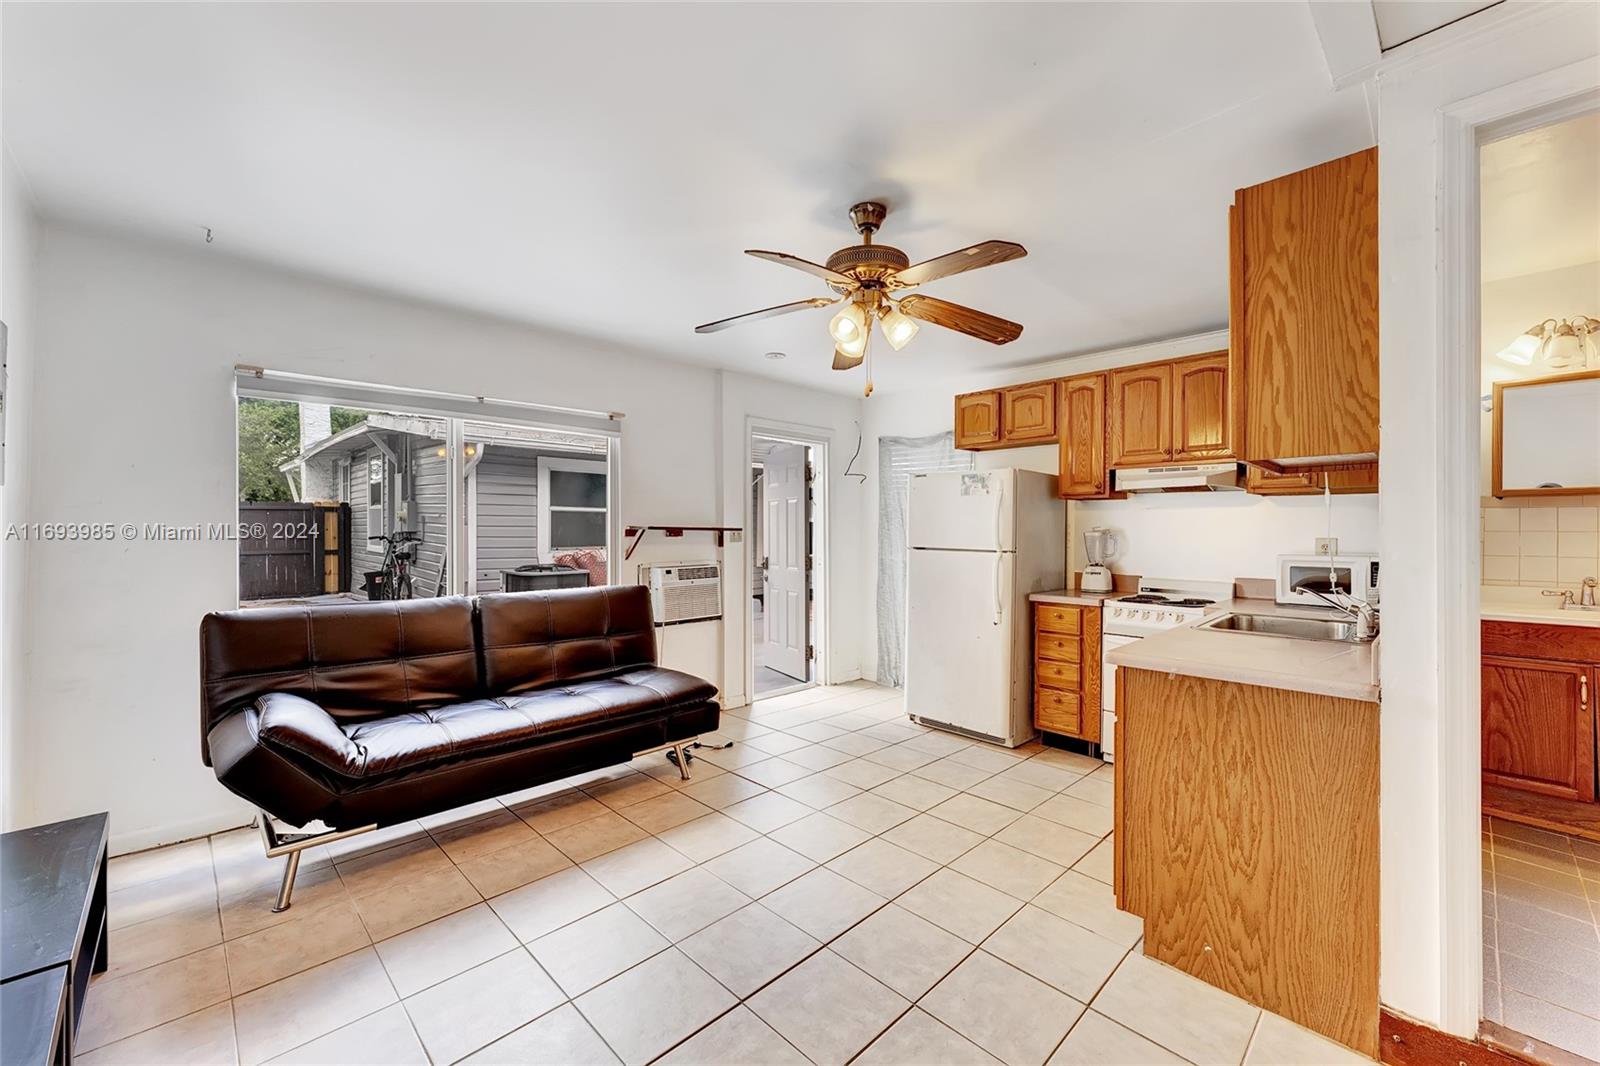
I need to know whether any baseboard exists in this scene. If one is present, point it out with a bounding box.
[110,807,253,857]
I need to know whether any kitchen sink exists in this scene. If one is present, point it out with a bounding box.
[1198,613,1361,642]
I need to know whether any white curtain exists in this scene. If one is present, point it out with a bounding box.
[876,432,975,686]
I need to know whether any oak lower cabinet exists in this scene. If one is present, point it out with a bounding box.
[1058,373,1110,499]
[1481,620,1599,805]
[1116,669,1379,1057]
[1032,603,1101,742]
[1231,147,1379,468]
[954,391,1002,449]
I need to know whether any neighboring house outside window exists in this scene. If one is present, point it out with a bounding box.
[538,456,607,563]
[367,455,386,539]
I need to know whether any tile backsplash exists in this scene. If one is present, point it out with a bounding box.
[1480,497,1600,589]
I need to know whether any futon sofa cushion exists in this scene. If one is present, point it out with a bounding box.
[200,585,719,830]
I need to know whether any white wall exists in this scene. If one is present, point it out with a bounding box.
[23,222,863,852]
[1375,1,1600,1033]
[856,328,1380,675]
[0,147,39,832]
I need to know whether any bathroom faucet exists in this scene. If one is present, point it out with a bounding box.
[1583,577,1598,608]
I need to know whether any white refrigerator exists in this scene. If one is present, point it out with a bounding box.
[904,468,1066,747]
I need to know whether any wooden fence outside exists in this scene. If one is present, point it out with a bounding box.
[239,502,350,601]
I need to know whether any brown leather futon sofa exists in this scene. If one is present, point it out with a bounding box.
[200,584,718,910]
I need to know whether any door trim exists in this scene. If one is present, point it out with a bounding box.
[746,419,831,705]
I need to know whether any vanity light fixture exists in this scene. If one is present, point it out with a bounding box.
[1496,316,1599,369]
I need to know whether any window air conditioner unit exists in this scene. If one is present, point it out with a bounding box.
[643,562,723,625]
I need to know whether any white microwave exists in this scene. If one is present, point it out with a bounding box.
[1276,554,1380,607]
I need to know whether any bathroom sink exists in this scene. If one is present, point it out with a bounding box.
[1197,613,1360,643]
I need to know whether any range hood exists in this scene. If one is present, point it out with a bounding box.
[1114,462,1243,493]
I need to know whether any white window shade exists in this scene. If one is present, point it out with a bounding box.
[876,432,975,686]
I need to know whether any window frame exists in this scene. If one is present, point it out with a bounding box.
[537,456,608,562]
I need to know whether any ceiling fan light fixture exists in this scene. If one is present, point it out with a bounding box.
[879,305,920,351]
[829,301,867,345]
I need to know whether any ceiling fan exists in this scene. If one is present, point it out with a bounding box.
[695,201,1027,395]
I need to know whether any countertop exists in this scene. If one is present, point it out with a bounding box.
[1480,587,1600,628]
[1028,588,1120,607]
[1106,599,1381,703]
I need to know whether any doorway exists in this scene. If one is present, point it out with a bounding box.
[1474,107,1600,1062]
[750,430,823,700]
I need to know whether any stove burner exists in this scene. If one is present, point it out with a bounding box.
[1116,594,1216,607]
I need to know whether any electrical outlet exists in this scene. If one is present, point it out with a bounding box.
[728,531,742,543]
[1315,537,1338,556]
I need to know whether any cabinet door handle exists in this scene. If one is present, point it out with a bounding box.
[1582,673,1589,713]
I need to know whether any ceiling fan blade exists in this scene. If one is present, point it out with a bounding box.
[832,347,865,371]
[897,294,1023,345]
[889,240,1027,288]
[746,249,856,287]
[695,297,838,334]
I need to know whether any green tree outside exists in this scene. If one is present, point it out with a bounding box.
[237,400,368,502]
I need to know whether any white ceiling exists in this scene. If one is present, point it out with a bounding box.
[1481,111,1600,282]
[1,3,1374,395]
[1371,1,1502,50]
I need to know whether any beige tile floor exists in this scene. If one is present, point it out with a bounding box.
[1481,816,1600,1061]
[81,683,1373,1066]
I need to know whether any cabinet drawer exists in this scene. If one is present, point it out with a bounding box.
[1035,688,1082,736]
[1036,658,1081,690]
[1036,634,1081,663]
[1036,606,1082,635]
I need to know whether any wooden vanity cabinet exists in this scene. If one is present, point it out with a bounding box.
[1230,148,1379,470]
[1107,363,1173,468]
[1481,620,1600,806]
[1058,373,1111,499]
[954,391,1002,449]
[1033,603,1101,742]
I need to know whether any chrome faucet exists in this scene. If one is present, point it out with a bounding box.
[1290,575,1380,642]
[1583,577,1598,608]
[1545,589,1577,608]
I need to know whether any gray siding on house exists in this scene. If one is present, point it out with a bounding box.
[408,439,448,596]
[473,450,541,593]
[348,447,382,582]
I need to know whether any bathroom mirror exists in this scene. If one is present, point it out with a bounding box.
[1492,369,1600,497]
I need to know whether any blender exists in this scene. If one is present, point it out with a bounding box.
[1081,527,1118,593]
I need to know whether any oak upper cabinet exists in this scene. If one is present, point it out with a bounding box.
[1108,363,1173,468]
[1244,462,1378,496]
[1002,381,1057,443]
[1231,148,1380,469]
[1059,373,1110,499]
[954,391,1001,449]
[1170,353,1231,462]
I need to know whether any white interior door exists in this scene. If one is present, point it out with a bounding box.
[762,444,809,682]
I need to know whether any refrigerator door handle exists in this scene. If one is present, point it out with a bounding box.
[992,552,1002,625]
[993,478,1005,551]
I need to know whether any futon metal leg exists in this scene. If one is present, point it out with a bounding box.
[256,809,377,914]
[272,850,301,913]
[672,742,692,781]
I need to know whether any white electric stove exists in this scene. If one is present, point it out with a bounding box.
[1100,578,1231,761]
